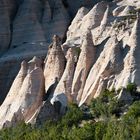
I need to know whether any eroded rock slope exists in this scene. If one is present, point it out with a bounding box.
[1,0,140,128]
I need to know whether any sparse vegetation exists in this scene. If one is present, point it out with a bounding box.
[126,83,137,94]
[0,87,140,140]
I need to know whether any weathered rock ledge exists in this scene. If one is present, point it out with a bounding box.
[1,0,140,128]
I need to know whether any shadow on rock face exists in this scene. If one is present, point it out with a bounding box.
[35,101,59,126]
[43,77,59,101]
[36,93,67,126]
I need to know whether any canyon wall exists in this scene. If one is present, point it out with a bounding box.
[0,0,140,128]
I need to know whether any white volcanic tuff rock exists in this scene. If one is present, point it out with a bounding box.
[112,6,126,17]
[66,7,89,46]
[79,36,124,106]
[0,0,70,104]
[28,56,42,72]
[0,57,44,128]
[54,47,77,102]
[116,15,140,90]
[112,5,135,17]
[128,14,140,47]
[0,0,106,105]
[0,43,49,105]
[119,6,136,16]
[80,2,108,31]
[1,0,140,128]
[65,2,108,47]
[117,0,140,8]
[44,35,66,93]
[17,68,44,122]
[99,5,110,32]
[71,31,96,103]
[0,61,27,124]
[0,0,70,103]
[70,7,89,24]
[92,5,112,45]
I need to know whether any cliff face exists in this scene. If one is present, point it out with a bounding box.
[0,0,95,104]
[0,0,140,128]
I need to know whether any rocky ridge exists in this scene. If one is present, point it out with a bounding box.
[0,0,96,104]
[0,0,140,128]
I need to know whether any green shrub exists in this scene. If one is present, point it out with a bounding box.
[95,121,107,140]
[126,83,137,94]
[90,89,122,118]
[123,101,140,121]
[0,90,140,140]
[61,104,84,127]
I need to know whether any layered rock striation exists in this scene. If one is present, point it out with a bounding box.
[1,0,140,129]
[0,57,44,129]
[0,0,97,105]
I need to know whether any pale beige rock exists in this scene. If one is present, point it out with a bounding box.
[80,2,108,32]
[100,5,110,32]
[119,6,135,16]
[1,0,140,128]
[71,30,96,103]
[112,6,125,17]
[116,14,140,90]
[0,0,72,104]
[44,35,66,93]
[55,48,77,102]
[117,0,140,8]
[79,36,123,106]
[64,2,108,47]
[66,7,89,46]
[0,61,27,124]
[20,68,44,122]
[0,57,44,128]
[92,5,111,45]
[28,56,42,73]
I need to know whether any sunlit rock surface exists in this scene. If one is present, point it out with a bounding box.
[0,57,44,129]
[1,0,140,129]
